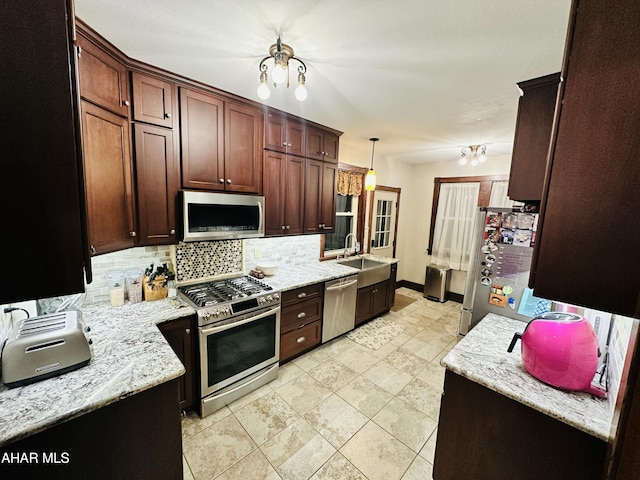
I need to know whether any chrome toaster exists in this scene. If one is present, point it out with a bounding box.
[1,310,92,388]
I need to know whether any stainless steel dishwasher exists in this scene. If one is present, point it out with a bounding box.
[322,275,358,343]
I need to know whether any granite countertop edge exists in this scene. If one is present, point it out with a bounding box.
[441,313,613,441]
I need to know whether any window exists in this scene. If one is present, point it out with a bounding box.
[325,194,359,254]
[372,199,393,248]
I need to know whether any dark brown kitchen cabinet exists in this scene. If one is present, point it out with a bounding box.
[507,73,560,202]
[304,160,337,234]
[224,102,263,194]
[387,262,398,309]
[433,370,606,480]
[306,126,339,162]
[158,315,197,412]
[280,283,324,363]
[355,280,390,326]
[133,124,179,245]
[77,32,129,117]
[179,87,224,191]
[263,150,305,235]
[1,0,91,303]
[264,111,306,157]
[529,0,640,318]
[80,100,136,255]
[131,72,174,128]
[180,88,262,194]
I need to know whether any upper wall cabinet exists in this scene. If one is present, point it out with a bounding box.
[131,72,174,128]
[180,87,262,194]
[507,73,560,202]
[530,0,640,317]
[304,159,337,234]
[263,150,305,236]
[264,111,306,157]
[77,34,129,117]
[2,0,90,303]
[306,126,339,162]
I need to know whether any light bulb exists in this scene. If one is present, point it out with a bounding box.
[459,157,468,166]
[257,82,270,99]
[365,169,376,191]
[272,64,287,85]
[295,84,307,101]
[478,153,486,163]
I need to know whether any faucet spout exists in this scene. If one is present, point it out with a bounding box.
[344,233,357,258]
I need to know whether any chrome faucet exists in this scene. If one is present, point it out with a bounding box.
[343,233,357,258]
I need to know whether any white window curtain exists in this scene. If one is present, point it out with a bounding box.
[489,181,514,207]
[431,182,480,271]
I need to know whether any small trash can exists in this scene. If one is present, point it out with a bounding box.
[424,265,452,302]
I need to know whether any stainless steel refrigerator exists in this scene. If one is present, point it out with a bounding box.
[459,207,545,336]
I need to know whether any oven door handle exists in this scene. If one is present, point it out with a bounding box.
[200,305,280,336]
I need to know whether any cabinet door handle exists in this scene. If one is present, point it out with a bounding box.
[170,229,176,235]
[286,225,290,230]
[226,179,232,184]
[185,329,190,334]
[283,142,288,146]
[298,292,307,298]
[296,336,306,344]
[282,225,286,230]
[123,100,130,106]
[287,143,292,147]
[129,231,136,237]
[90,245,96,255]
[165,113,171,119]
[219,178,225,183]
[297,312,306,319]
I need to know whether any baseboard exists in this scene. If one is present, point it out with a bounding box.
[396,280,463,304]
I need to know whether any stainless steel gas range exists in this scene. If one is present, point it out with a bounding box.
[178,276,281,417]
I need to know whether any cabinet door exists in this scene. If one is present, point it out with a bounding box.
[322,131,339,163]
[320,162,337,233]
[287,118,306,157]
[264,111,287,153]
[284,156,305,235]
[77,33,129,117]
[158,316,196,412]
[356,286,374,325]
[304,159,323,233]
[263,150,286,235]
[179,87,224,191]
[2,0,89,303]
[81,100,135,254]
[306,126,324,160]
[133,124,179,245]
[507,73,560,202]
[224,102,263,194]
[131,72,174,128]
[371,280,390,317]
[530,0,640,317]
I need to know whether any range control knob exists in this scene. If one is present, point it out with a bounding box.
[202,311,211,320]
[266,295,273,302]
[273,293,280,301]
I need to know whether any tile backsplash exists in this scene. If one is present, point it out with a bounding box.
[243,235,321,272]
[175,240,242,282]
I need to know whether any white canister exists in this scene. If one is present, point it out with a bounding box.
[106,271,125,307]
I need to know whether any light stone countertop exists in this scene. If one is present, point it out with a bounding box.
[0,255,398,447]
[0,299,195,447]
[441,313,614,441]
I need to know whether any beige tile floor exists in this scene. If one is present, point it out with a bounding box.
[181,288,461,480]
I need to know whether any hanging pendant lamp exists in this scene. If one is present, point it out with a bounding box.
[365,137,379,191]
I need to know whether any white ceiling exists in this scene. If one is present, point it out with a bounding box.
[74,0,572,165]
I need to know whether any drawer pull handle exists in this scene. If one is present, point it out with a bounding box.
[298,292,307,298]
[296,336,306,344]
[297,312,306,319]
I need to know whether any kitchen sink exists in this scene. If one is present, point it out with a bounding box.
[338,257,391,288]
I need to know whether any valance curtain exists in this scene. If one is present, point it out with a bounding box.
[431,182,480,271]
[337,170,363,196]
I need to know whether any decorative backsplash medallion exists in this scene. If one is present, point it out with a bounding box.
[175,240,242,282]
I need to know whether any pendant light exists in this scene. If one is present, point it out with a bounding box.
[365,137,379,191]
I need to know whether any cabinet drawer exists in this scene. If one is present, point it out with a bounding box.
[280,321,321,363]
[281,297,322,333]
[282,282,324,306]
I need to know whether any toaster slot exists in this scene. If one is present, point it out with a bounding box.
[25,338,66,352]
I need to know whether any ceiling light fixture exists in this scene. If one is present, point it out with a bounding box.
[365,137,379,191]
[460,144,487,166]
[257,37,307,101]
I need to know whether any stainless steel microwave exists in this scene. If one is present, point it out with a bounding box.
[179,191,264,242]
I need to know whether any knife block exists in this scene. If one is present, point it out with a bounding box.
[143,275,168,301]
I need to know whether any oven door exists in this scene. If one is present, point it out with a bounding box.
[199,305,280,398]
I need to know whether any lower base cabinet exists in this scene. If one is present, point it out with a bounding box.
[280,283,323,363]
[355,280,390,326]
[158,315,197,412]
[434,370,607,480]
[0,380,182,479]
